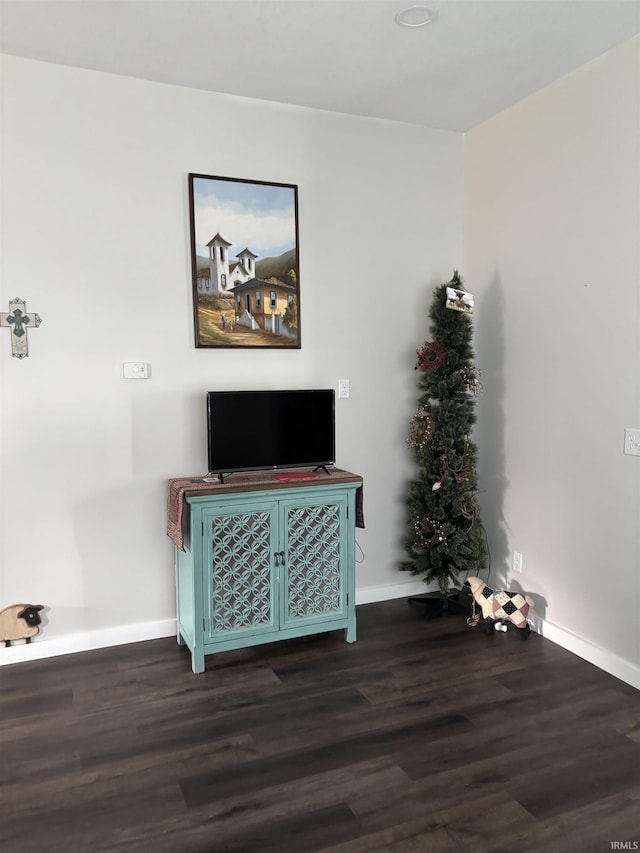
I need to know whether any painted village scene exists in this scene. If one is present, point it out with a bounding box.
[190,176,300,348]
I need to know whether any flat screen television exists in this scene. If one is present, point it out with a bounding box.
[206,389,335,477]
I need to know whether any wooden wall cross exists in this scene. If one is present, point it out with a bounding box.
[0,298,42,358]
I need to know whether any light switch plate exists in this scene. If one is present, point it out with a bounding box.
[123,362,149,379]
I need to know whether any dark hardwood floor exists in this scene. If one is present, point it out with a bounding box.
[1,599,638,853]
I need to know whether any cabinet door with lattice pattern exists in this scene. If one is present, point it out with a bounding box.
[280,494,347,628]
[203,501,278,640]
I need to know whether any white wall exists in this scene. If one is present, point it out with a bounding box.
[465,37,640,683]
[0,56,463,658]
[4,43,638,687]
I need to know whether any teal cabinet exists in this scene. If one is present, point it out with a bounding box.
[175,478,360,673]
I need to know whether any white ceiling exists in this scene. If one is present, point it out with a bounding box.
[1,0,638,132]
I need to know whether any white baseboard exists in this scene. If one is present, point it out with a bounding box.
[356,580,432,605]
[0,582,428,667]
[2,588,638,690]
[529,614,639,690]
[0,618,177,666]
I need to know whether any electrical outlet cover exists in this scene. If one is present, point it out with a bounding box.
[624,428,640,456]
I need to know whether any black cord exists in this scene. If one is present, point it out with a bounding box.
[480,519,492,586]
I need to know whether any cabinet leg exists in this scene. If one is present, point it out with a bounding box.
[345,622,356,643]
[176,631,186,647]
[191,647,206,674]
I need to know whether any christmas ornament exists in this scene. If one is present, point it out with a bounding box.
[414,515,447,548]
[445,285,474,314]
[407,408,435,449]
[457,365,483,394]
[415,341,448,372]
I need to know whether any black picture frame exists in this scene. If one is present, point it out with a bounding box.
[188,173,301,349]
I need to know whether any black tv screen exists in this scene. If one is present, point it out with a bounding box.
[207,389,335,475]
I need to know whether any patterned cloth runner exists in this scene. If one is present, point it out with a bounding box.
[167,468,364,551]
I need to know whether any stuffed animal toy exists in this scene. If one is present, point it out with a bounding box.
[464,577,534,639]
[0,604,44,646]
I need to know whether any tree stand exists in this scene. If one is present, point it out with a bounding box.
[408,589,469,619]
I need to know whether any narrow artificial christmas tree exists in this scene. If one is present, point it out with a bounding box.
[400,270,487,611]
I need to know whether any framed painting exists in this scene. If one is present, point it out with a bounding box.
[188,173,301,349]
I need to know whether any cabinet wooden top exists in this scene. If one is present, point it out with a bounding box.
[179,468,363,500]
[168,469,364,550]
